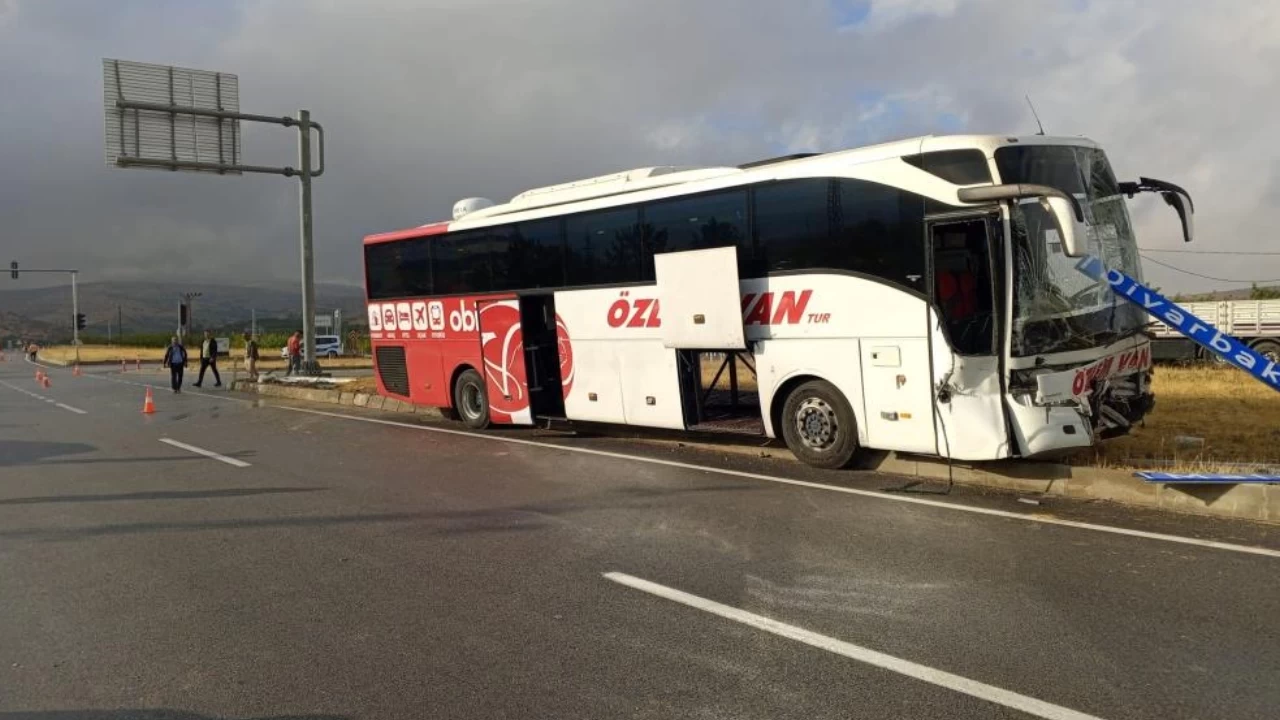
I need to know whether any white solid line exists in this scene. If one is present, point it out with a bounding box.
[275,405,1280,559]
[159,437,251,468]
[605,571,1107,720]
[55,403,88,414]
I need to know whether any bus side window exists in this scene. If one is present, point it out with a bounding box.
[565,208,642,286]
[833,179,926,292]
[641,190,749,279]
[753,179,831,274]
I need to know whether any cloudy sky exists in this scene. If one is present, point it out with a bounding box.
[2,0,1279,293]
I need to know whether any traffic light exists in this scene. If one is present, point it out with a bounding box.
[9,261,16,279]
[180,303,188,325]
[76,313,86,331]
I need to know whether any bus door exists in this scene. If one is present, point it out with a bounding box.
[476,298,534,425]
[654,247,748,428]
[519,293,566,418]
[926,215,1010,459]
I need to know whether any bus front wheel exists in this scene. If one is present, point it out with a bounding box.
[453,368,491,429]
[779,379,859,469]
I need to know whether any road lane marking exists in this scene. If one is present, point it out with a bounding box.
[276,405,1280,559]
[605,571,1107,720]
[159,438,251,467]
[0,380,88,414]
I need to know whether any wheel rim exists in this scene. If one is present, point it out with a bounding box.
[794,397,839,450]
[461,381,485,420]
[1258,346,1280,364]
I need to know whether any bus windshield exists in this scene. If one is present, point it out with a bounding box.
[995,145,1147,357]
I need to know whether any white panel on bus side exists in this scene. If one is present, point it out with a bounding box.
[617,344,686,430]
[655,247,747,350]
[859,338,936,454]
[560,339,627,424]
[927,315,1011,460]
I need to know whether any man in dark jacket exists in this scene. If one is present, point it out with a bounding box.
[161,336,188,393]
[193,330,222,388]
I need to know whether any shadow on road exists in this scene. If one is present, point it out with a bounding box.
[0,441,96,468]
[0,487,324,506]
[0,483,758,543]
[0,712,347,720]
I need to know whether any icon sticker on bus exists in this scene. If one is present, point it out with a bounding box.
[367,304,383,331]
[411,301,429,331]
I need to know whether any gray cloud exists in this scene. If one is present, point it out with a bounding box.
[2,0,1279,292]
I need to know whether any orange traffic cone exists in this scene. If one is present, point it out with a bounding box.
[142,387,156,414]
[42,376,51,388]
[73,364,82,377]
[36,369,44,382]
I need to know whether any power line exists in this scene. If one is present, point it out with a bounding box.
[1138,247,1280,256]
[1139,254,1280,284]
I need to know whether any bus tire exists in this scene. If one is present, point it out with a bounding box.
[1251,338,1280,364]
[779,379,859,469]
[453,368,490,429]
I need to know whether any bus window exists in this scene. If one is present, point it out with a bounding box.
[565,207,642,286]
[931,218,994,355]
[507,218,565,289]
[641,190,749,278]
[754,178,831,274]
[834,179,926,293]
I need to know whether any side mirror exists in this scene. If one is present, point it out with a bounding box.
[1041,195,1088,258]
[1162,190,1195,243]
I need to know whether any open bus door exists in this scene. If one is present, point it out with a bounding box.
[926,215,1011,460]
[654,247,751,430]
[476,298,534,425]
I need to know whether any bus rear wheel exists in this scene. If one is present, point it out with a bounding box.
[453,368,490,429]
[779,379,859,469]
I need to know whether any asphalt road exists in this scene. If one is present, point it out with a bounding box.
[1,357,1277,720]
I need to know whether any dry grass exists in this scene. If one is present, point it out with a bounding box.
[345,376,380,394]
[1078,365,1280,468]
[700,355,758,392]
[40,345,167,363]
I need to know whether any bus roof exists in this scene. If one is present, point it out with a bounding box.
[362,133,1098,245]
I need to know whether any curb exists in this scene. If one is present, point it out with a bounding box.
[231,379,1277,525]
[232,380,443,419]
[866,452,1279,525]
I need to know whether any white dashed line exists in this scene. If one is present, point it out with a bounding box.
[158,438,251,468]
[605,571,1107,720]
[0,380,88,415]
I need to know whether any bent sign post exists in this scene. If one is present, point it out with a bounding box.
[1075,255,1280,394]
[1074,254,1279,484]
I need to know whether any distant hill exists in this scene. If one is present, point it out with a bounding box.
[0,281,366,343]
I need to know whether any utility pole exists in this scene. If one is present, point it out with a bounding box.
[297,109,317,372]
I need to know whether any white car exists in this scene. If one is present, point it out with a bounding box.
[280,335,343,358]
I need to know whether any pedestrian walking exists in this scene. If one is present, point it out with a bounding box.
[161,336,188,393]
[193,330,222,388]
[244,332,260,381]
[285,330,303,376]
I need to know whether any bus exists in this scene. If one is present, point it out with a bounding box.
[362,134,1195,468]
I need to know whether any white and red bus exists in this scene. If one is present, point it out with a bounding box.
[362,134,1194,468]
